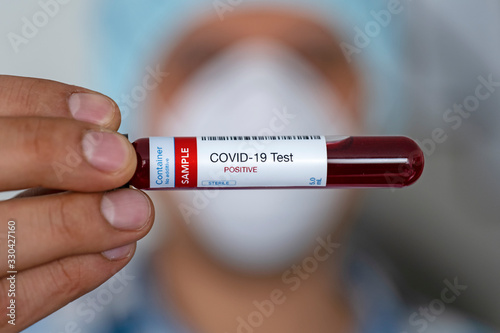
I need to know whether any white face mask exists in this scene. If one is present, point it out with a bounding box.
[155,39,358,274]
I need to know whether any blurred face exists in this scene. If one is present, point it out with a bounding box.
[147,9,363,274]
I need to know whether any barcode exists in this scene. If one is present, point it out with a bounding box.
[200,135,322,141]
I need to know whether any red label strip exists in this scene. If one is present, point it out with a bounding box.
[174,137,198,188]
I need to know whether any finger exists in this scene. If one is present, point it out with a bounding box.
[0,189,153,272]
[0,75,121,130]
[0,117,136,192]
[0,246,136,332]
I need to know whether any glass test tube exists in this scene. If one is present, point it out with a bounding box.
[128,136,424,190]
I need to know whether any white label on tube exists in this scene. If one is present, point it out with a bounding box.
[150,136,327,188]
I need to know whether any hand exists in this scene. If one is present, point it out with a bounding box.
[0,76,154,332]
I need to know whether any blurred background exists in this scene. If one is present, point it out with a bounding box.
[1,0,499,330]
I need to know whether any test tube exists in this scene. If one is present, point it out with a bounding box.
[128,136,424,190]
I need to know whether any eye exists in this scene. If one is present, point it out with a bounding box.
[300,44,342,70]
[179,42,221,69]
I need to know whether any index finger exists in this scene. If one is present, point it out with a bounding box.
[0,75,121,130]
[0,117,136,192]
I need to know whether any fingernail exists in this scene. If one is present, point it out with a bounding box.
[102,243,135,260]
[69,93,116,126]
[82,131,132,172]
[101,189,151,230]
